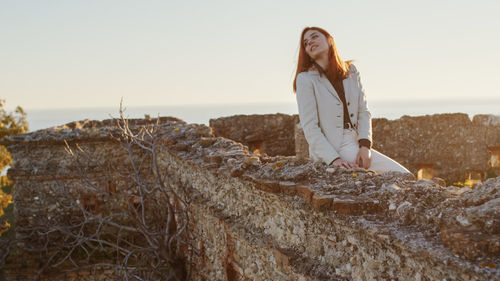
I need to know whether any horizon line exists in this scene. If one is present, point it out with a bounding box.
[12,96,500,111]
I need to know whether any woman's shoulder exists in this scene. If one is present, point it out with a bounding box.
[297,66,319,80]
[297,70,317,81]
[348,63,358,74]
[345,63,360,80]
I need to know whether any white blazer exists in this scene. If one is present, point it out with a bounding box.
[295,64,372,164]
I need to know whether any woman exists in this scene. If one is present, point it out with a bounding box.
[293,27,411,174]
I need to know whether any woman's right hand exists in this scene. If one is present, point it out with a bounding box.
[330,158,359,169]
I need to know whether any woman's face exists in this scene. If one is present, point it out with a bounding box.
[303,30,329,61]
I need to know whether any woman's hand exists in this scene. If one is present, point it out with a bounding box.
[330,158,359,169]
[356,147,371,169]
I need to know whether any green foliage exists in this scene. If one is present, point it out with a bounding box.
[0,183,12,236]
[0,99,28,235]
[0,100,28,140]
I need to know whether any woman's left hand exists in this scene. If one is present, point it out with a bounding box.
[356,147,371,169]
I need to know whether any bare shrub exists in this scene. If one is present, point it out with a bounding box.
[19,106,196,280]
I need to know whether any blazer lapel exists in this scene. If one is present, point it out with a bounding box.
[343,78,352,103]
[317,76,341,102]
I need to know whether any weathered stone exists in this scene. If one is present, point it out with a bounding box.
[172,142,189,151]
[381,183,401,192]
[242,156,260,166]
[433,177,447,187]
[273,248,291,272]
[198,137,218,147]
[257,179,280,193]
[229,167,244,177]
[441,225,500,260]
[195,126,213,137]
[332,196,383,215]
[295,185,314,203]
[311,193,335,211]
[203,153,223,164]
[278,181,297,196]
[473,114,500,127]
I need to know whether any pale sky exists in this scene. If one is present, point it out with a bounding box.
[1,0,499,110]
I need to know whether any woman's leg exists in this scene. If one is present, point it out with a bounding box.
[338,129,411,174]
[337,129,360,164]
[369,148,411,174]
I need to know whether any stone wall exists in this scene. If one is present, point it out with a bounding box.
[210,113,297,156]
[211,113,500,184]
[2,116,500,280]
[1,117,183,280]
[371,113,500,183]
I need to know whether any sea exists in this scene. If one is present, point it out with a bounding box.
[25,99,500,132]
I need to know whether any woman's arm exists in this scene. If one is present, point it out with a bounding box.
[352,65,372,144]
[295,73,340,164]
[350,64,373,169]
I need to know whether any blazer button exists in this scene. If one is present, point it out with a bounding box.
[348,102,350,106]
[350,113,354,117]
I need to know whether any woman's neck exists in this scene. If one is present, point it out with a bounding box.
[314,57,329,72]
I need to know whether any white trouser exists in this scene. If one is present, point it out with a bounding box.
[339,128,411,174]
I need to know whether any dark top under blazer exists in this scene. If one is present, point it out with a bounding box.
[295,63,373,165]
[312,62,372,150]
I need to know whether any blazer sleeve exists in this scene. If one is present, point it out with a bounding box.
[351,65,372,143]
[295,72,340,164]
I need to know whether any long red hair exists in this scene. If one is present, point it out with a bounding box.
[293,27,353,93]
